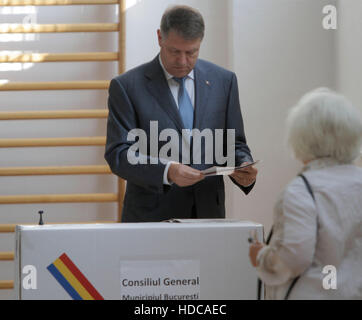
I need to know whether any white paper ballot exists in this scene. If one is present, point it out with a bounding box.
[202,160,260,177]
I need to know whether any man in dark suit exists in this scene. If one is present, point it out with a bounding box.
[105,5,257,222]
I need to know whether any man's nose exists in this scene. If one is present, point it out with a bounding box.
[176,53,187,66]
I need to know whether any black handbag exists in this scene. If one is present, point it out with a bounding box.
[257,173,315,300]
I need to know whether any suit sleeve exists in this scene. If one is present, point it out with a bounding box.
[104,77,167,194]
[226,73,255,194]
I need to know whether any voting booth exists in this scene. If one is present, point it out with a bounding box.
[15,220,263,300]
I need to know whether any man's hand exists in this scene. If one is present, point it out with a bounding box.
[168,163,204,187]
[249,242,265,267]
[230,162,258,187]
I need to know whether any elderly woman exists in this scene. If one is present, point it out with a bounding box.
[249,88,362,299]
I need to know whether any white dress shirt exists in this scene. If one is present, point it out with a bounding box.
[158,55,195,185]
[159,55,195,109]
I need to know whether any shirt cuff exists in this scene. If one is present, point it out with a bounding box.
[256,246,293,286]
[244,181,255,188]
[256,245,268,266]
[163,161,178,185]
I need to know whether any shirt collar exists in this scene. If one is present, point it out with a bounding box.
[158,54,194,81]
[302,157,344,173]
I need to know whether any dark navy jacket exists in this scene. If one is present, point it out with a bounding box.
[105,55,254,222]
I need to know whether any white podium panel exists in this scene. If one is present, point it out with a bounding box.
[15,220,263,300]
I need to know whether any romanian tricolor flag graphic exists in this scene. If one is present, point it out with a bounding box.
[47,253,104,300]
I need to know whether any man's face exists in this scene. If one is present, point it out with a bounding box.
[158,29,202,78]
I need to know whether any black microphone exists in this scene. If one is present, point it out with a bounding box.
[38,210,44,225]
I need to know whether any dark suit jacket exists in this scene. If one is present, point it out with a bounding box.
[105,55,254,222]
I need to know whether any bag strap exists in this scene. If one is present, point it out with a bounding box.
[257,173,315,300]
[257,226,273,299]
[298,173,315,201]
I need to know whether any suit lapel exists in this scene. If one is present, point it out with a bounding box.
[193,63,211,129]
[145,56,184,133]
[144,56,211,132]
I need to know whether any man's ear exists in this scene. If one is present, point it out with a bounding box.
[157,29,163,47]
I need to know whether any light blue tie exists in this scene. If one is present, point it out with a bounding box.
[173,77,194,130]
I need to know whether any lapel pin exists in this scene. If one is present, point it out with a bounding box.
[206,80,210,86]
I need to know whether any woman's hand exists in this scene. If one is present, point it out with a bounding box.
[249,242,265,267]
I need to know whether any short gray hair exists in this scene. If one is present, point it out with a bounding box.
[160,5,205,40]
[286,88,362,163]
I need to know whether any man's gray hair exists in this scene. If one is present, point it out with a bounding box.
[286,88,362,163]
[160,5,205,40]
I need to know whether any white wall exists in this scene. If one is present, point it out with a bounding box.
[124,0,230,70]
[336,0,362,111]
[336,0,362,167]
[225,0,336,233]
